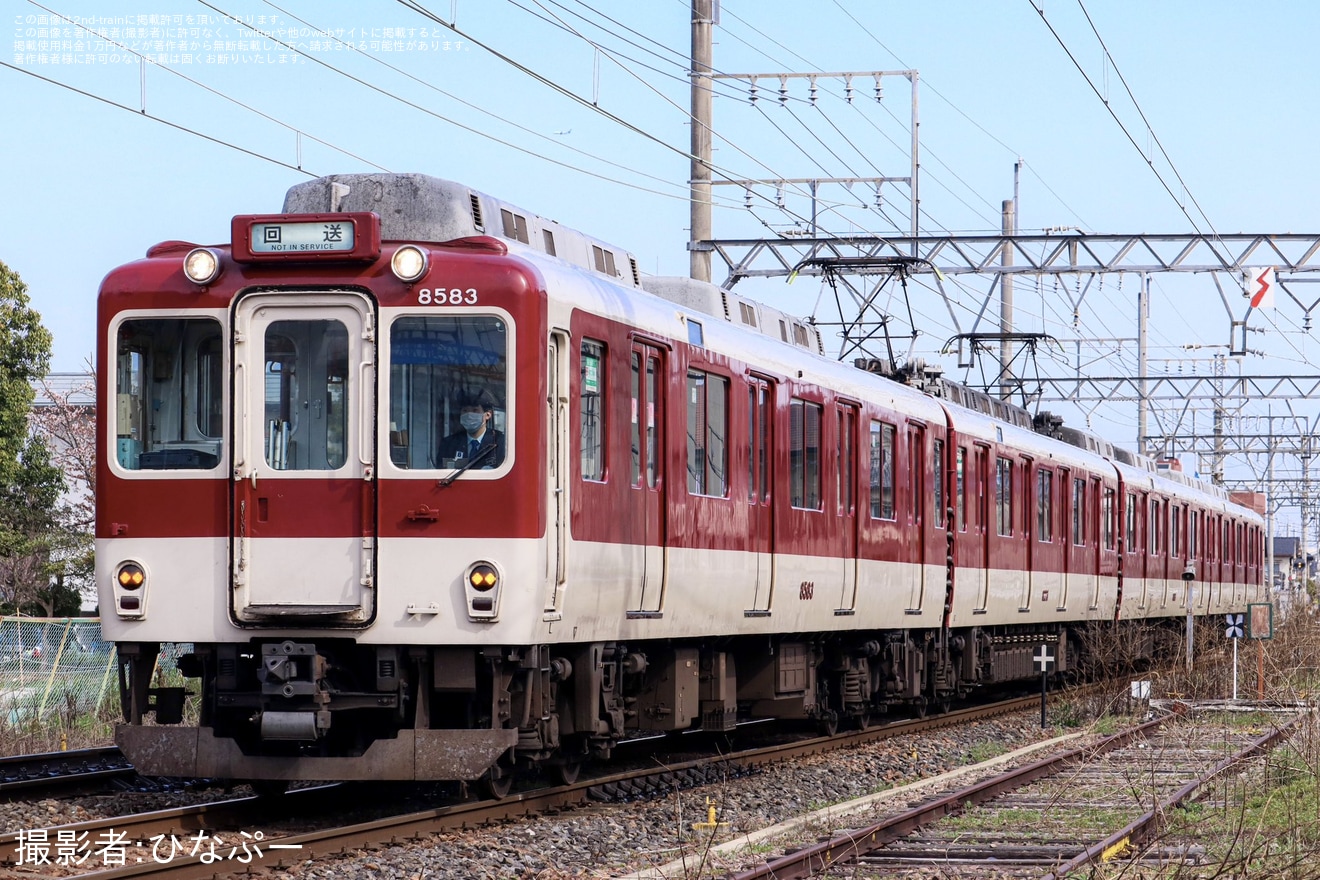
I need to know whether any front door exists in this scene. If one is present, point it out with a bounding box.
[231,292,376,622]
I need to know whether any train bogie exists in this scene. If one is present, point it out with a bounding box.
[96,173,1265,785]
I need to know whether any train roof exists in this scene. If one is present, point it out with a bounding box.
[282,173,1247,518]
[284,173,828,358]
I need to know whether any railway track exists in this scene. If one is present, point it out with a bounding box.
[727,706,1306,879]
[1,694,1040,877]
[0,747,136,796]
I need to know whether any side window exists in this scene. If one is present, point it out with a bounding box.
[1102,488,1116,550]
[1072,478,1085,545]
[955,447,966,531]
[1037,469,1053,542]
[837,407,856,514]
[114,317,224,471]
[1126,492,1138,552]
[1150,499,1160,554]
[686,369,728,497]
[1171,504,1181,557]
[995,457,1012,536]
[933,439,945,529]
[869,420,895,519]
[1190,510,1199,558]
[789,398,823,509]
[747,379,771,503]
[579,339,605,481]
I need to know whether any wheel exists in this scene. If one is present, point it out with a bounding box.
[855,710,872,731]
[913,697,929,719]
[816,709,839,737]
[482,764,513,799]
[552,760,582,786]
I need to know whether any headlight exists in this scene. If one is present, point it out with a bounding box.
[183,247,222,284]
[391,245,429,282]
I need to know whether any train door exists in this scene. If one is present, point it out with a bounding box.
[837,404,860,611]
[975,443,991,611]
[544,332,569,613]
[1020,455,1034,611]
[627,342,667,614]
[230,292,376,621]
[1097,481,1116,610]
[906,422,926,611]
[747,376,774,612]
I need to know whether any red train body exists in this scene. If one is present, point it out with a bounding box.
[96,174,1264,788]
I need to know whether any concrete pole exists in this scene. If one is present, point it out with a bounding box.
[1138,273,1149,455]
[1000,198,1014,400]
[689,0,713,283]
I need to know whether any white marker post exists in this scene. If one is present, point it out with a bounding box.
[1225,613,1244,700]
[1033,644,1055,728]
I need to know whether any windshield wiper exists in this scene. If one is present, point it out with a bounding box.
[437,442,496,488]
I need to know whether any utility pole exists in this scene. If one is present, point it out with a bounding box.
[1000,198,1014,400]
[1137,273,1149,455]
[689,0,714,282]
[998,160,1021,401]
[1212,353,1225,485]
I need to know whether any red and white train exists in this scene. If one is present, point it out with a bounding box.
[97,173,1264,791]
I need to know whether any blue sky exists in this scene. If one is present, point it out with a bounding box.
[7,0,1320,528]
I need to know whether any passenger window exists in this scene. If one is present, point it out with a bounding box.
[869,421,895,519]
[1072,479,1085,545]
[933,440,945,528]
[686,369,728,497]
[1037,469,1053,542]
[114,317,223,471]
[790,399,823,509]
[996,457,1012,536]
[579,340,605,481]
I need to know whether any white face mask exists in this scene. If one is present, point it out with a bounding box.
[459,412,485,433]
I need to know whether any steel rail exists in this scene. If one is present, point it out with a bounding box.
[725,714,1172,880]
[1040,713,1306,880]
[4,695,1040,878]
[0,746,134,794]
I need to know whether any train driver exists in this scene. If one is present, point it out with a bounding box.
[437,389,505,469]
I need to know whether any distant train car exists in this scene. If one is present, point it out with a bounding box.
[96,174,1264,792]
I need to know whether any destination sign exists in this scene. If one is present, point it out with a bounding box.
[230,212,380,263]
[249,220,356,254]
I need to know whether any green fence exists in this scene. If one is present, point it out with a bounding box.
[1,617,116,723]
[0,617,187,724]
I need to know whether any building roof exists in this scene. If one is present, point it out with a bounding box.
[1273,536,1303,557]
[30,373,94,408]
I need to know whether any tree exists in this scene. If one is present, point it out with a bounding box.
[0,259,73,617]
[29,370,96,612]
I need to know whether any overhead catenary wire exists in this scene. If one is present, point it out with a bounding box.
[194,0,727,206]
[25,0,389,172]
[0,59,319,177]
[261,0,716,202]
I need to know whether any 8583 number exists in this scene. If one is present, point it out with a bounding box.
[418,288,478,305]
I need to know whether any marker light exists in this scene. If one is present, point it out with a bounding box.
[463,560,502,621]
[391,245,429,282]
[114,560,148,619]
[116,562,146,591]
[469,563,498,592]
[183,247,222,285]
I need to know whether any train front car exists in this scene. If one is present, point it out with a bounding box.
[97,176,547,786]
